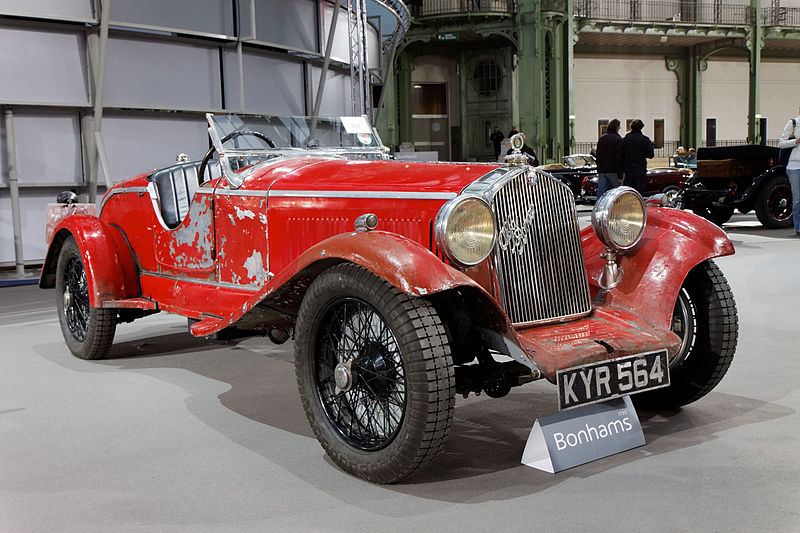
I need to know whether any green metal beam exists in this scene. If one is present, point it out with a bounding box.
[747,0,763,144]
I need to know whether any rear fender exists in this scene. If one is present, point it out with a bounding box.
[39,215,139,307]
[581,206,735,330]
[734,164,785,208]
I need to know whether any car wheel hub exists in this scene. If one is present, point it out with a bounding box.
[63,289,73,310]
[334,361,354,392]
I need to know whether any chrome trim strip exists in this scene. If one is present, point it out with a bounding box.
[269,190,457,200]
[213,189,270,197]
[140,270,261,291]
[99,186,148,214]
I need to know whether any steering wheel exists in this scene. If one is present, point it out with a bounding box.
[198,130,275,184]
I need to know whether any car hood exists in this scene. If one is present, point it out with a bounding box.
[238,157,500,196]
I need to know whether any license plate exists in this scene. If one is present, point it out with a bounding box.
[557,350,670,410]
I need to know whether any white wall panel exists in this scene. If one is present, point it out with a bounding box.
[0,0,94,21]
[574,56,679,143]
[99,115,209,183]
[759,61,800,139]
[104,35,222,110]
[12,111,83,184]
[0,25,88,105]
[702,59,749,142]
[0,192,52,263]
[108,0,234,36]
[241,52,305,115]
[254,0,317,52]
[310,67,351,116]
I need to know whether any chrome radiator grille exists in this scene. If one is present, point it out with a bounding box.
[491,171,592,325]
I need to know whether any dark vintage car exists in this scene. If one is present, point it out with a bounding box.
[40,121,739,483]
[666,145,791,227]
[538,153,596,199]
[579,166,693,203]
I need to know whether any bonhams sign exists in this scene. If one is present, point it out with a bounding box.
[521,396,645,473]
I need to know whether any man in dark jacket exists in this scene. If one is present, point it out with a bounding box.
[619,119,654,194]
[489,127,504,159]
[595,118,623,199]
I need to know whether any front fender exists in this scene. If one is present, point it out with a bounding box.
[39,215,139,307]
[581,206,735,331]
[275,230,485,297]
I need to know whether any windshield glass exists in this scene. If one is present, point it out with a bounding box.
[208,114,384,152]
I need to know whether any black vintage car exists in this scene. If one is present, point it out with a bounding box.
[669,145,791,227]
[538,154,596,200]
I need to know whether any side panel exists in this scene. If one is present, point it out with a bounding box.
[214,192,270,286]
[581,206,735,330]
[266,196,444,276]
[40,216,139,307]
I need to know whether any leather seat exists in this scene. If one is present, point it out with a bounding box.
[150,162,202,229]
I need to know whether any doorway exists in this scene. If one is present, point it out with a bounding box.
[412,83,449,161]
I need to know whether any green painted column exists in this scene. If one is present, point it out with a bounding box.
[747,0,762,144]
[516,0,572,162]
[516,0,546,160]
[375,51,398,150]
[666,48,702,149]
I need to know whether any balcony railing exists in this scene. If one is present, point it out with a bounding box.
[408,0,515,17]
[574,0,753,25]
[763,6,800,27]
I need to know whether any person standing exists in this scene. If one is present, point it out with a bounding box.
[778,106,800,236]
[619,119,654,194]
[595,118,623,199]
[489,127,505,160]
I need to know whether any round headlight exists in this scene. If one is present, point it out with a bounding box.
[591,186,646,252]
[434,195,496,267]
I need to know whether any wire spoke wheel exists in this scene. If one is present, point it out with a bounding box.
[315,299,406,450]
[63,255,90,342]
[55,236,116,360]
[636,260,737,409]
[295,264,455,483]
[669,287,697,369]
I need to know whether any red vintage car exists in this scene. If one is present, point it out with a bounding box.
[40,118,738,483]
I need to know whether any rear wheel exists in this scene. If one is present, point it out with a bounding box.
[692,205,734,226]
[755,174,793,228]
[637,260,737,409]
[55,236,116,359]
[294,263,455,483]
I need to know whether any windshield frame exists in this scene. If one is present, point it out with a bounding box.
[206,113,388,189]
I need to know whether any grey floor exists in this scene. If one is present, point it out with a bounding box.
[2,209,799,532]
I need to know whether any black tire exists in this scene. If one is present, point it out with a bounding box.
[637,260,738,409]
[55,236,116,359]
[294,263,455,483]
[692,205,734,226]
[755,174,793,229]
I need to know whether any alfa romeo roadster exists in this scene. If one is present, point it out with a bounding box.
[40,115,738,483]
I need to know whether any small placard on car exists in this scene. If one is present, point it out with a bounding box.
[557,350,670,410]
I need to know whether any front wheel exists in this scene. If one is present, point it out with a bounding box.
[755,174,793,228]
[637,260,738,409]
[294,264,455,483]
[55,236,116,359]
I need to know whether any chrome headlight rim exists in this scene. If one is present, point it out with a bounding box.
[591,186,647,252]
[434,195,496,268]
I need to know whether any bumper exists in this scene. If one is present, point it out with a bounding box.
[516,304,681,380]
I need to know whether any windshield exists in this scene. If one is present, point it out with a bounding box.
[206,113,387,189]
[208,114,384,152]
